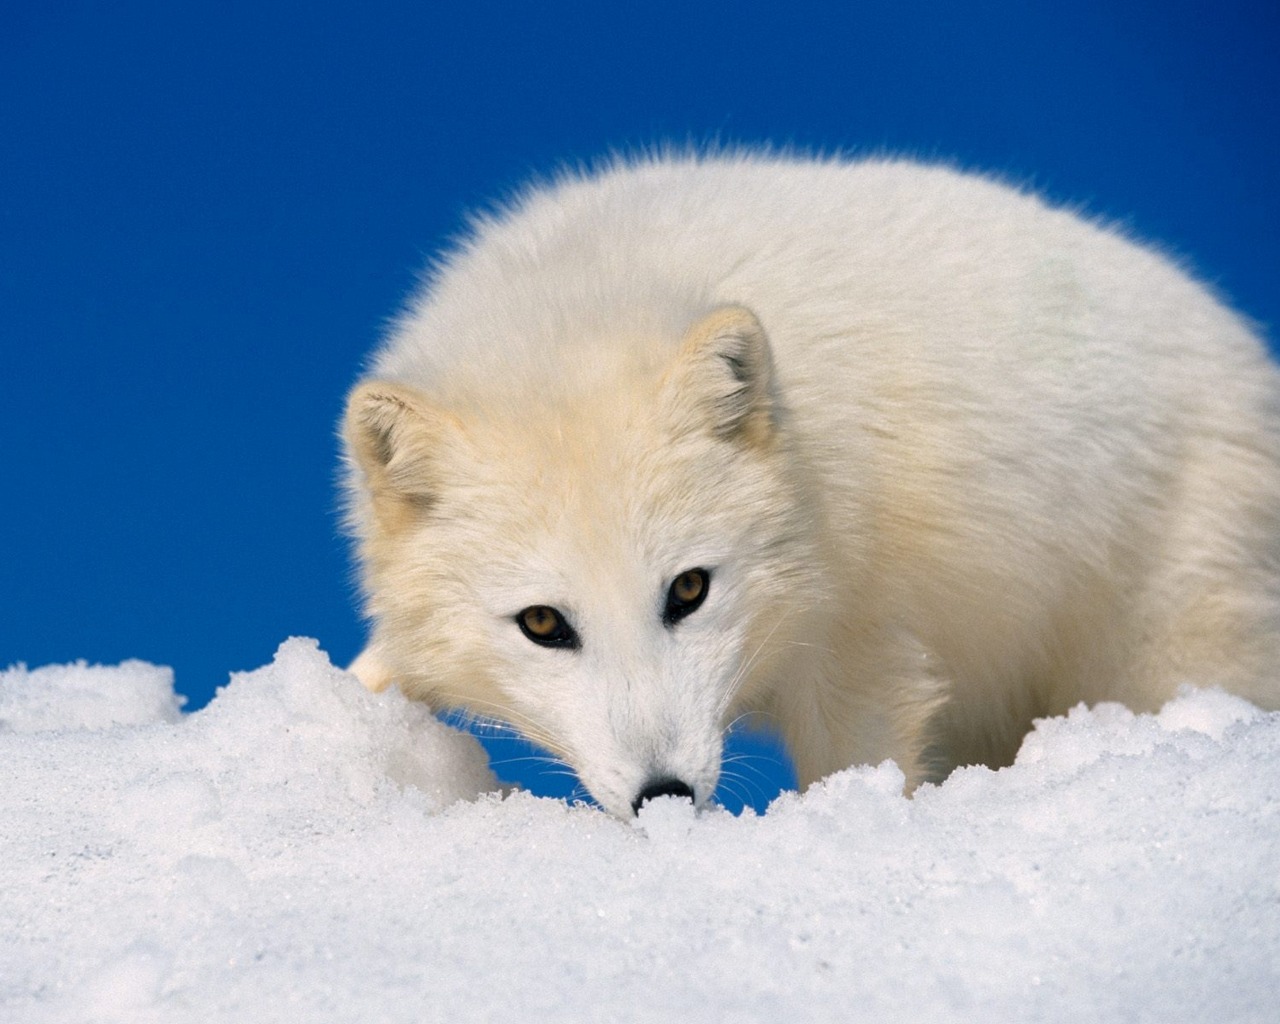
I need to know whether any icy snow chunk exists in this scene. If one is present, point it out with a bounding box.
[1013,687,1270,783]
[0,659,184,732]
[1155,684,1263,739]
[1012,699,1158,776]
[190,636,498,813]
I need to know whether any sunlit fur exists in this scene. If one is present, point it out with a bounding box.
[342,153,1280,817]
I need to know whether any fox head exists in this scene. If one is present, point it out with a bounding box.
[343,306,824,818]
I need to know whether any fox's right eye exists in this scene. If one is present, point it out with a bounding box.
[516,606,581,650]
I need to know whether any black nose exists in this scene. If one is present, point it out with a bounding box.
[631,777,695,815]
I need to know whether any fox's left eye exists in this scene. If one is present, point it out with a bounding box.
[664,568,711,626]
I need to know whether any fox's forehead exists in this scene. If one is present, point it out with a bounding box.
[463,380,656,482]
[454,394,718,565]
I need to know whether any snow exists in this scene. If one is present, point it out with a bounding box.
[2,638,1278,1023]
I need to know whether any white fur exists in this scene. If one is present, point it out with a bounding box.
[342,153,1280,818]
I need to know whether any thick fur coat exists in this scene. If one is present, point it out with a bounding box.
[343,154,1280,817]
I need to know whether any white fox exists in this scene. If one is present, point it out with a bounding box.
[342,154,1280,818]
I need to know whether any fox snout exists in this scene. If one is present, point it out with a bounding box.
[571,721,725,819]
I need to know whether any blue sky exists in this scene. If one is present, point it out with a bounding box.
[3,0,1277,810]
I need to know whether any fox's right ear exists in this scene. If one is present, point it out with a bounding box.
[344,380,459,519]
[664,305,778,448]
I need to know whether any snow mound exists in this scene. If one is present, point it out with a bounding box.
[0,659,184,732]
[2,639,1277,1023]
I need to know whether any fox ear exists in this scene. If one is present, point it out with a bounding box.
[666,305,777,446]
[344,380,459,517]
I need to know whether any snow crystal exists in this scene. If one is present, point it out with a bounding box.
[2,638,1277,1023]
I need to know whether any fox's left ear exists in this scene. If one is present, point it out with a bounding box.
[664,305,778,447]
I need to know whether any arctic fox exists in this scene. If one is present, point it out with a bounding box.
[342,154,1280,818]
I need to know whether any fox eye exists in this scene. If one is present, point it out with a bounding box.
[664,568,710,626]
[516,605,580,649]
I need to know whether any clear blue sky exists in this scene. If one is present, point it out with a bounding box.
[3,0,1277,810]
